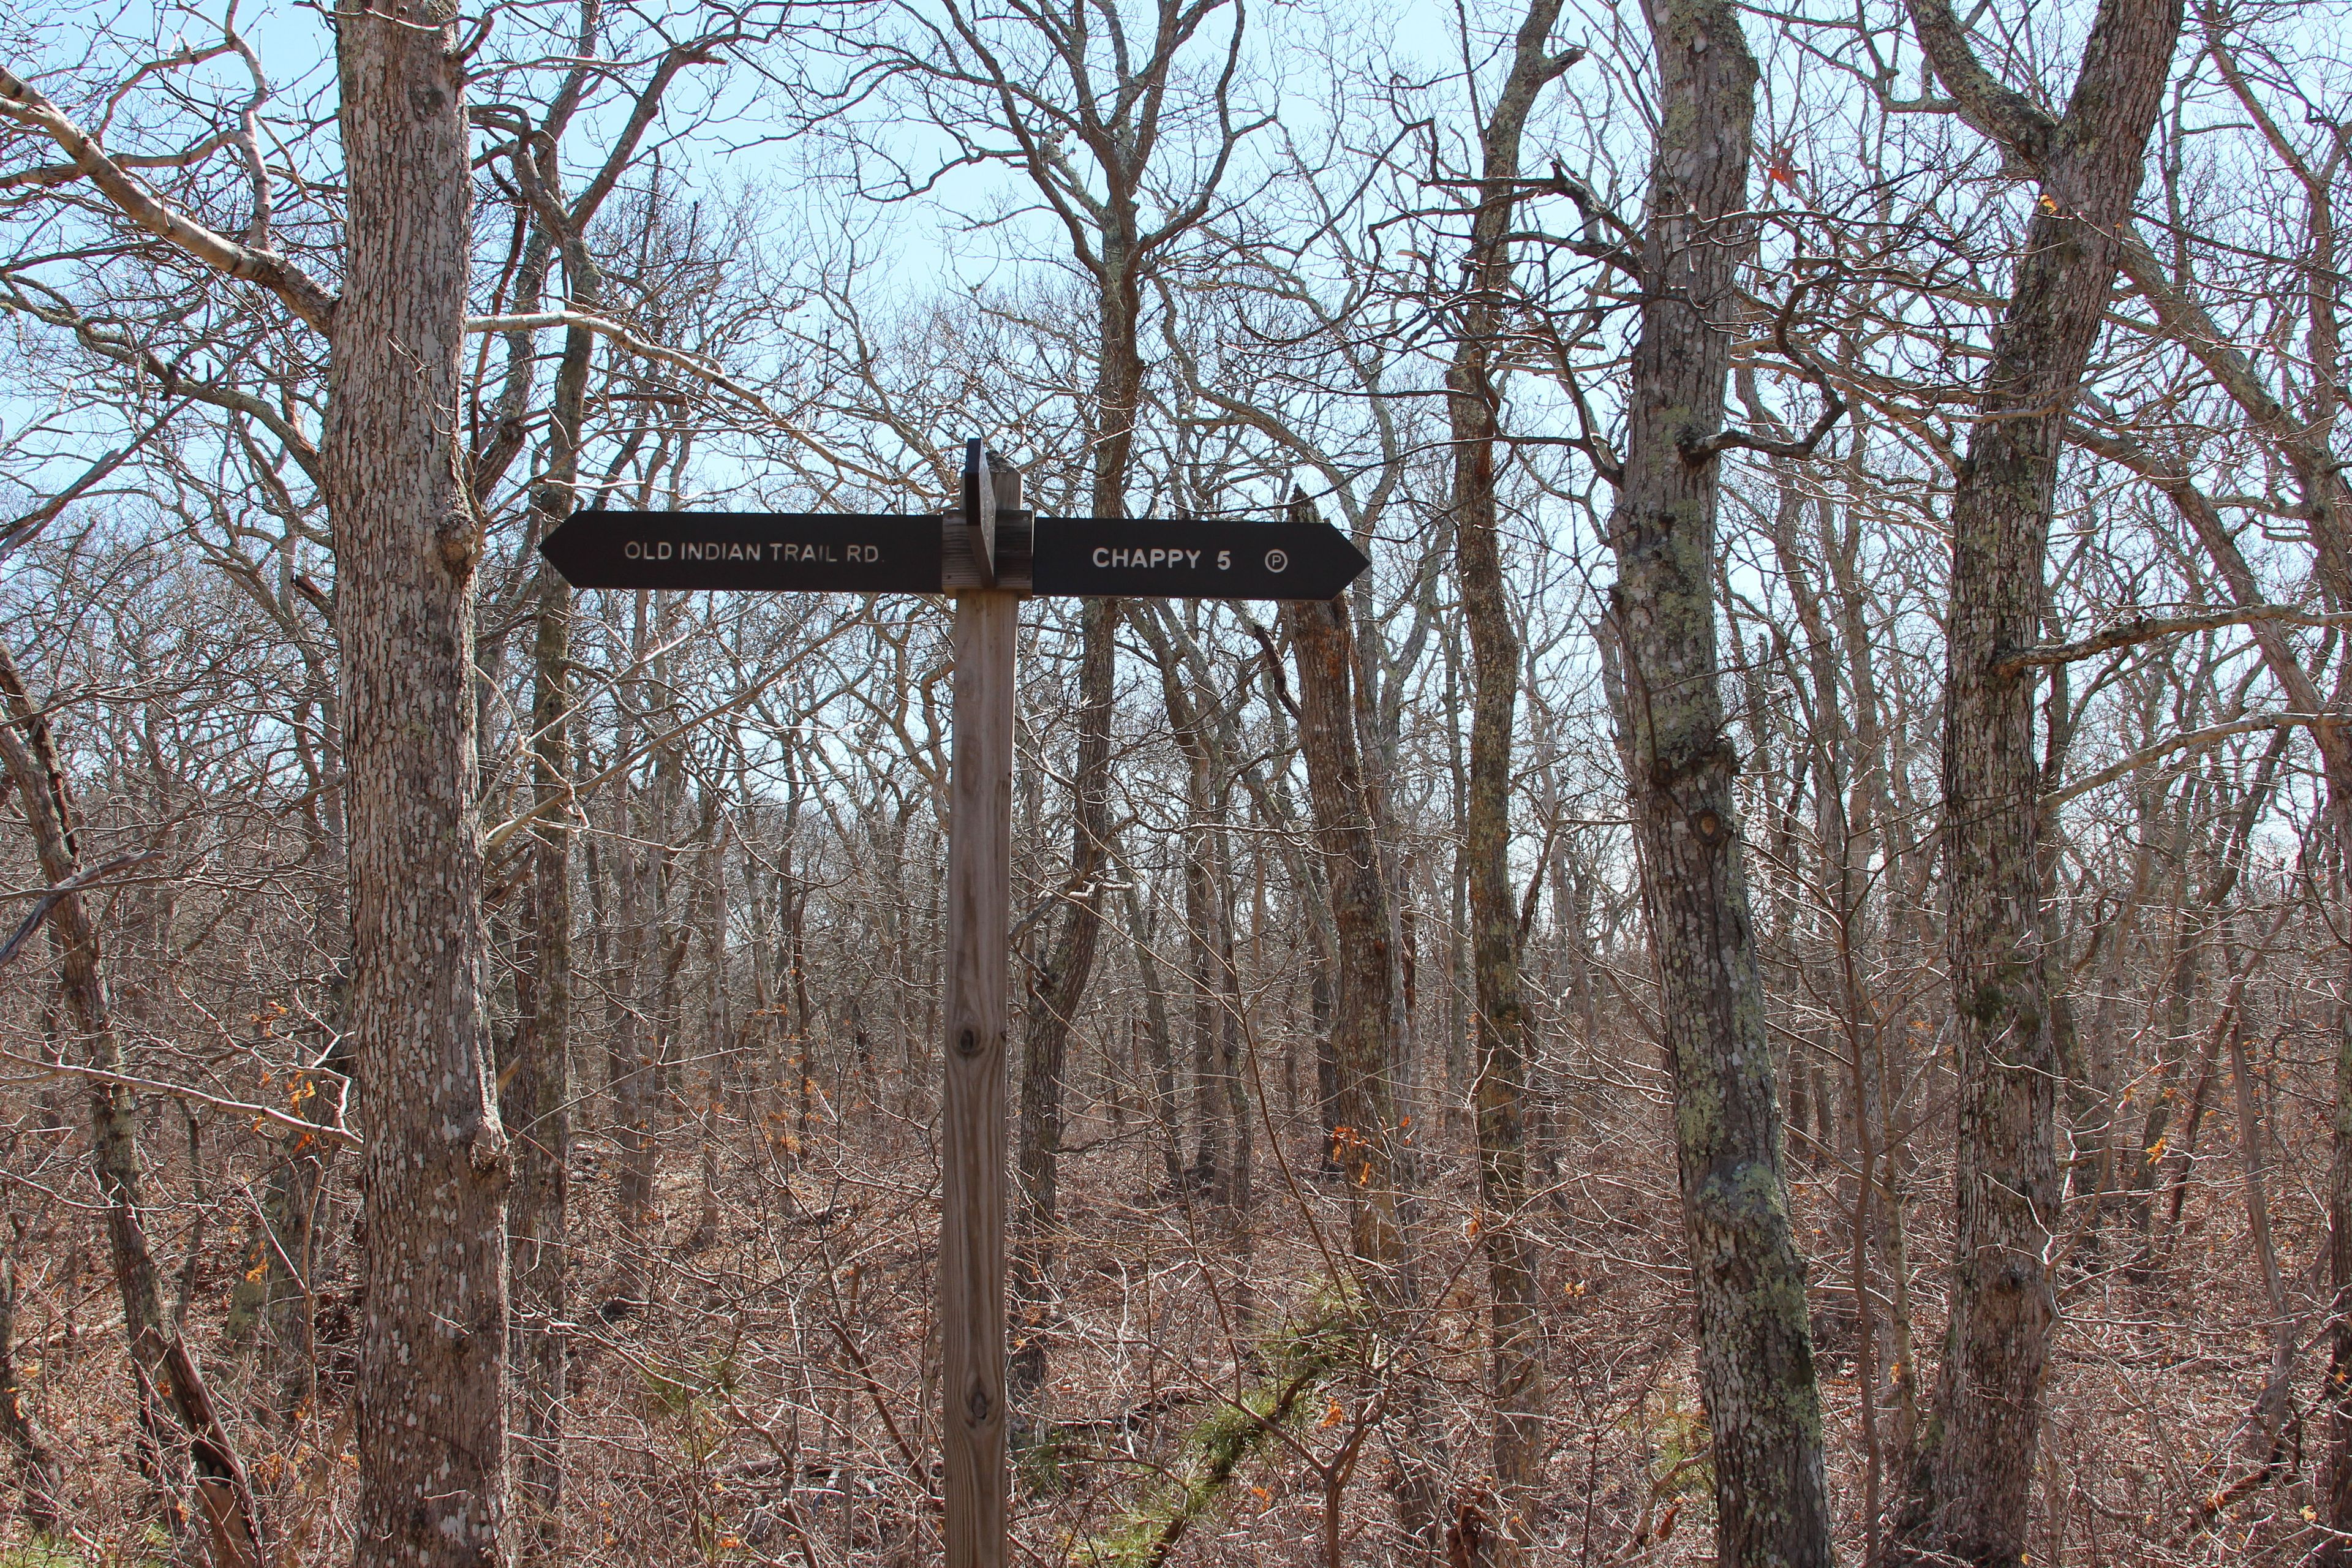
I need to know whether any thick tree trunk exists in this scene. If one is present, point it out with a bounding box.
[1604,4,1831,1563]
[1284,587,1447,1566]
[327,1,511,1558]
[1891,2,2181,1560]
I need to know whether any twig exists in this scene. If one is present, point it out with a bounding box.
[1997,605,2352,675]
[0,1047,360,1147]
[2046,714,2329,806]
[0,64,336,331]
[0,851,165,970]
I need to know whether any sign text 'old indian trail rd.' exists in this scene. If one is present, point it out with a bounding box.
[540,508,1370,601]
[538,509,943,594]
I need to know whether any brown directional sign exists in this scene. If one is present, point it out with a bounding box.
[543,507,1371,602]
[540,508,941,594]
[531,440,1374,1568]
[1031,516,1370,600]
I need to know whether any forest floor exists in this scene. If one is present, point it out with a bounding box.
[0,1044,2313,1567]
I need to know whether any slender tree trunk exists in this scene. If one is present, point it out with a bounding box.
[1186,824,1221,1195]
[1122,879,1188,1193]
[1893,3,2182,1559]
[1014,607,1115,1436]
[501,282,590,1568]
[1285,585,1448,1566]
[247,710,350,1421]
[692,833,729,1253]
[1011,431,1121,1425]
[2228,1006,2296,1458]
[1217,839,1253,1317]
[0,1219,59,1532]
[610,601,656,1281]
[0,644,263,1568]
[1156,628,1254,1307]
[1441,7,1576,1553]
[261,1018,349,1422]
[2329,948,2352,1558]
[1603,4,1831,1562]
[2086,417,2352,1556]
[1140,608,1244,1207]
[328,0,511,1555]
[1442,626,1471,1133]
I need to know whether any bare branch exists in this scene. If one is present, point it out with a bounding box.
[2047,714,2330,806]
[0,64,337,332]
[465,309,898,488]
[0,399,187,564]
[0,1045,359,1147]
[0,851,165,970]
[1997,606,2352,676]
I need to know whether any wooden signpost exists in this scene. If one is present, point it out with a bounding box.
[540,440,1370,1567]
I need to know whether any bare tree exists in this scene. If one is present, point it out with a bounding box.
[1889,0,2184,1559]
[1594,0,1833,1560]
[0,639,260,1565]
[1435,9,1582,1560]
[1284,551,1450,1564]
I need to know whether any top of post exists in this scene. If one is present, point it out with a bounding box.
[962,440,997,585]
[960,440,1025,590]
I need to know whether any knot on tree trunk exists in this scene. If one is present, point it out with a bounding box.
[468,1120,511,1178]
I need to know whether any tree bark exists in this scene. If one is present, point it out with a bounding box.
[1442,6,1578,1557]
[502,311,589,1567]
[1891,2,2182,1561]
[0,643,261,1567]
[0,1216,59,1532]
[328,0,511,1557]
[1603,2,1831,1562]
[1284,584,1447,1566]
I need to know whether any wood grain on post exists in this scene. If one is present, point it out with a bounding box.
[940,457,1020,1568]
